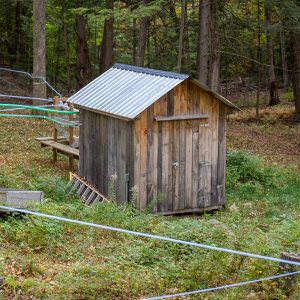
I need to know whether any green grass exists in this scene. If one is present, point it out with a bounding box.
[0,119,300,299]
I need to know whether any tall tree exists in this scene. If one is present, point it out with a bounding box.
[279,25,289,92]
[291,30,300,121]
[99,0,114,74]
[177,0,187,72]
[75,14,91,90]
[207,0,219,91]
[265,3,279,106]
[135,0,150,67]
[33,0,47,100]
[61,0,71,92]
[256,0,262,118]
[197,0,210,85]
[197,0,219,91]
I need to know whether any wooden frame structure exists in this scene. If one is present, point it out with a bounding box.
[36,96,79,169]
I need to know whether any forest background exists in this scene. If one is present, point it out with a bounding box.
[0,0,300,121]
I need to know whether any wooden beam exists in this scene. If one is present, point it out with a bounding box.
[154,114,209,122]
[69,102,74,170]
[36,136,66,141]
[39,140,79,157]
[53,97,59,162]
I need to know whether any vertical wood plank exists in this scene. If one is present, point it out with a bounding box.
[184,120,193,209]
[152,101,160,213]
[116,118,126,204]
[79,109,85,177]
[198,90,212,208]
[52,96,59,162]
[159,96,168,212]
[167,91,174,211]
[172,120,180,210]
[134,117,141,208]
[126,121,134,203]
[146,105,154,207]
[139,111,148,209]
[179,82,188,209]
[191,120,199,209]
[157,120,163,211]
[210,97,219,207]
[217,103,226,206]
[161,120,170,212]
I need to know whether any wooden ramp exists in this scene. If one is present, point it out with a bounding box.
[66,173,107,206]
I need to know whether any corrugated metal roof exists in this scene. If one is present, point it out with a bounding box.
[67,63,239,120]
[68,64,189,120]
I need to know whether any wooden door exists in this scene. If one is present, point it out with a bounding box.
[156,117,211,214]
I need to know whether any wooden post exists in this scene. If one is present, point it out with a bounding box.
[69,102,74,170]
[279,252,300,297]
[53,96,59,163]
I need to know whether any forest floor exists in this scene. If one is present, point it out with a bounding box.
[227,102,300,168]
[0,103,299,299]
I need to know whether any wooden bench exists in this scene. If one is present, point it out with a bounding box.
[36,137,79,169]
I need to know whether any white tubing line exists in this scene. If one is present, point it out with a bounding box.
[0,94,53,102]
[0,205,300,267]
[0,67,62,97]
[143,270,300,299]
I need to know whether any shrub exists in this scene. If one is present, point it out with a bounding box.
[226,151,275,187]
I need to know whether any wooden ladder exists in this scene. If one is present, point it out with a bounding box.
[66,173,107,206]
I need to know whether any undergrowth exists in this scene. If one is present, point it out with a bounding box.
[0,118,299,299]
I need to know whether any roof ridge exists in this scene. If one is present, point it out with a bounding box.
[113,63,189,80]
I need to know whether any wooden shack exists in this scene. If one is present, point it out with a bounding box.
[68,64,238,215]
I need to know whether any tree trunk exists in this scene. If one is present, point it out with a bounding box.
[197,0,210,85]
[61,0,71,93]
[265,5,279,106]
[177,0,187,72]
[291,31,300,122]
[99,0,114,74]
[280,26,289,92]
[256,0,261,119]
[208,0,219,91]
[168,0,179,30]
[135,0,150,67]
[197,0,219,91]
[33,0,46,101]
[75,15,91,90]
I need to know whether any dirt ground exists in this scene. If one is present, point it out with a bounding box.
[227,104,300,169]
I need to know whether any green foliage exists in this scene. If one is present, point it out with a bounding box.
[226,150,275,186]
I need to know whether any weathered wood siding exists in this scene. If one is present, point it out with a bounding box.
[134,79,226,214]
[79,110,134,204]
